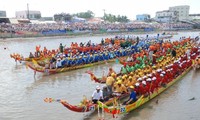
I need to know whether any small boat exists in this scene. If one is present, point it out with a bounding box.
[98,65,192,115]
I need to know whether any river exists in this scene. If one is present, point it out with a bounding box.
[0,31,200,120]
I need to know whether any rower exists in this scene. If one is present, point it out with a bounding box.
[134,82,140,95]
[123,86,137,105]
[91,86,103,104]
[139,81,148,97]
[126,76,136,87]
[29,52,34,58]
[56,58,62,68]
[107,67,116,76]
[113,80,127,96]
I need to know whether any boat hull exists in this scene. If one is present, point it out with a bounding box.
[60,93,129,113]
[99,66,192,114]
[27,57,125,74]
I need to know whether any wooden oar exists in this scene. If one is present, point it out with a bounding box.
[44,98,65,103]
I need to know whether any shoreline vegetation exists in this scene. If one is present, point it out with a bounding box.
[0,29,199,41]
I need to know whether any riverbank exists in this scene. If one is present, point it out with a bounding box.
[0,29,199,41]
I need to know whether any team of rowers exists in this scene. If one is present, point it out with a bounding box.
[11,34,168,64]
[89,38,200,105]
[39,37,160,69]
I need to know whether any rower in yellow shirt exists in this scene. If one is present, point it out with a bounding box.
[126,76,136,87]
[114,80,128,95]
[121,75,128,85]
[106,76,115,93]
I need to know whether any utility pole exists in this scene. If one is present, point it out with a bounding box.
[103,9,105,21]
[27,3,29,19]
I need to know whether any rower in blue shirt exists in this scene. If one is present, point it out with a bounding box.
[123,86,137,105]
[89,54,94,63]
[94,53,99,62]
[99,53,103,61]
[104,52,109,60]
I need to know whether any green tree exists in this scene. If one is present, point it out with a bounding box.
[104,13,129,23]
[74,10,94,18]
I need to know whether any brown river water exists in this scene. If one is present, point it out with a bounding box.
[0,32,200,120]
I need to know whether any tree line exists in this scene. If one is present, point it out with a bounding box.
[54,10,129,23]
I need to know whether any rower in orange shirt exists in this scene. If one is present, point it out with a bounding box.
[36,45,41,57]
[43,46,48,55]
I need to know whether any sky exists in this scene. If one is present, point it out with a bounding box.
[0,0,200,19]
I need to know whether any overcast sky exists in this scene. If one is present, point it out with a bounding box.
[0,0,199,19]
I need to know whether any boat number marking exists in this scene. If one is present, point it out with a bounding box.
[89,106,95,111]
[120,107,126,113]
[45,69,49,73]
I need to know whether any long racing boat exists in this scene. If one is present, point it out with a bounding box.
[27,57,126,74]
[98,65,192,115]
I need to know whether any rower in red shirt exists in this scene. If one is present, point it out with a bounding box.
[155,69,162,78]
[159,74,166,87]
[139,81,148,97]
[172,61,179,76]
[146,78,152,93]
[165,69,172,82]
[134,82,140,95]
[151,77,157,92]
[187,59,192,67]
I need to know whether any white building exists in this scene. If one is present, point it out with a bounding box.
[155,10,178,23]
[189,14,200,21]
[169,5,190,21]
[15,10,41,20]
[136,14,151,21]
[0,11,6,17]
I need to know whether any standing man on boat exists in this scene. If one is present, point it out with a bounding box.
[92,86,104,104]
[106,75,115,94]
[59,43,64,53]
[35,45,41,57]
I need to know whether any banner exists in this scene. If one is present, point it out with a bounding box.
[41,29,67,35]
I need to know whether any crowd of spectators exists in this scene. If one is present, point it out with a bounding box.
[0,22,193,34]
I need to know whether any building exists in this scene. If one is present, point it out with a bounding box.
[169,5,190,21]
[15,10,41,20]
[136,14,150,21]
[0,11,6,17]
[189,14,200,21]
[155,10,178,23]
[40,17,53,21]
[53,13,72,22]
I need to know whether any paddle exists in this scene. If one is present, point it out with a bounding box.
[44,98,66,103]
